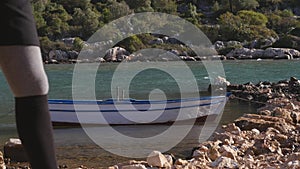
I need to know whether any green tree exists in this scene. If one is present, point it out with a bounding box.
[125,0,154,12]
[237,10,268,26]
[257,0,282,10]
[181,3,200,25]
[73,37,84,51]
[212,1,220,12]
[42,2,72,39]
[102,1,132,21]
[219,0,259,13]
[218,11,276,41]
[71,7,100,39]
[151,0,177,14]
[32,1,48,36]
[52,0,91,13]
[31,0,49,5]
[266,10,299,34]
[117,35,145,52]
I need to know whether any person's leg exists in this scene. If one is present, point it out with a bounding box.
[0,46,57,169]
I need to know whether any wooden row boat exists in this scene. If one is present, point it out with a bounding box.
[49,94,229,126]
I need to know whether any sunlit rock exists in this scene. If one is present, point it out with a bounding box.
[147,151,170,168]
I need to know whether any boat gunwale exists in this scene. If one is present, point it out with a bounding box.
[48,94,230,105]
[49,100,225,113]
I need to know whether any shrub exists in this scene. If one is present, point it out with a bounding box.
[73,37,84,51]
[116,35,146,53]
[266,10,299,34]
[218,11,277,41]
[237,10,268,26]
[200,25,220,43]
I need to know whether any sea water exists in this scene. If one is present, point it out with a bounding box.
[0,60,300,166]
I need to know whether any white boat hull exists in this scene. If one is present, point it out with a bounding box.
[49,96,228,125]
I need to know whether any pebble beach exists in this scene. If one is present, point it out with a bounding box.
[1,77,300,169]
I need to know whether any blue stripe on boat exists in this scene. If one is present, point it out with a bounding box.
[49,100,224,113]
[48,94,230,105]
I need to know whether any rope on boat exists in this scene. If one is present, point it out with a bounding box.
[230,95,267,105]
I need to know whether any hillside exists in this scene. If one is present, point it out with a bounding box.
[30,0,300,61]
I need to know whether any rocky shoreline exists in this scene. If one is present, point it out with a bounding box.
[1,78,300,168]
[45,46,300,64]
[45,38,300,63]
[105,78,300,169]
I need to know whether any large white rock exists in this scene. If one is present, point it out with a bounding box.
[146,151,171,168]
[226,48,251,58]
[264,48,300,59]
[104,47,130,62]
[226,47,300,60]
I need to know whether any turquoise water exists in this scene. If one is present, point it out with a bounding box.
[0,60,300,167]
[1,60,300,138]
[47,60,300,99]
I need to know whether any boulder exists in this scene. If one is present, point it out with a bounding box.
[104,47,130,62]
[4,138,28,162]
[167,37,181,44]
[149,38,164,45]
[251,49,265,58]
[68,50,79,59]
[226,48,252,58]
[49,50,69,61]
[226,47,300,60]
[264,48,300,59]
[214,41,225,50]
[146,151,170,168]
